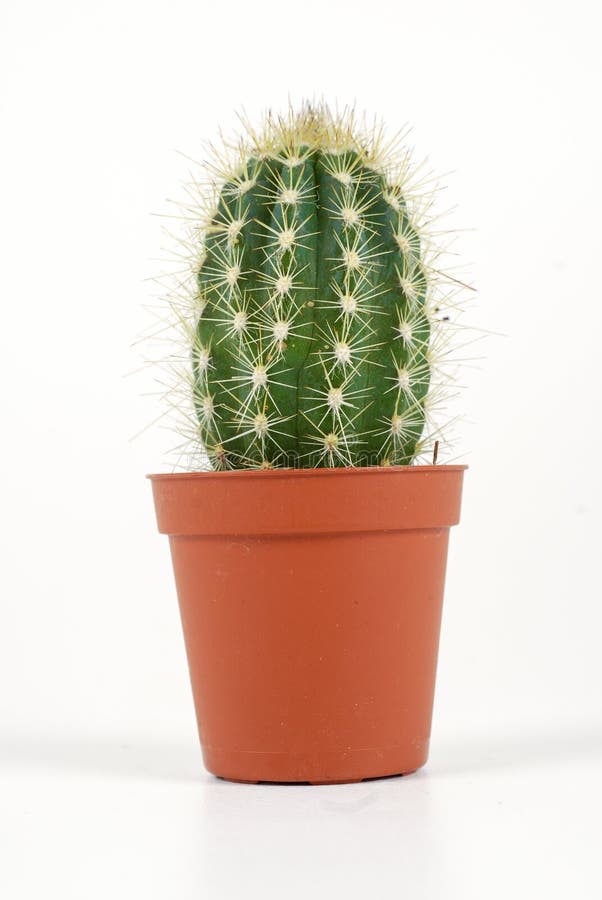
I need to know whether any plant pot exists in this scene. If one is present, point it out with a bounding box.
[149,465,466,784]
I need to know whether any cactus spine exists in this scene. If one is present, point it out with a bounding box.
[174,104,455,470]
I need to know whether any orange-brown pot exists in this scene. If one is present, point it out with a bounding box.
[149,465,466,784]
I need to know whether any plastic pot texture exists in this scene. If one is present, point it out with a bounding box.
[149,465,466,784]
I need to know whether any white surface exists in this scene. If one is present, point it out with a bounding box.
[2,727,601,898]
[1,0,601,896]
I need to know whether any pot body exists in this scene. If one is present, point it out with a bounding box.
[149,466,466,784]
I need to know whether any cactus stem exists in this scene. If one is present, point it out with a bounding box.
[152,102,471,470]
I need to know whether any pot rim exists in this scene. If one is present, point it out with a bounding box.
[148,465,468,535]
[147,463,468,482]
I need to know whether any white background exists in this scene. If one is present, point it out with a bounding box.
[1,0,601,896]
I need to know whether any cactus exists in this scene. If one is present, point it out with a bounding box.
[167,104,460,470]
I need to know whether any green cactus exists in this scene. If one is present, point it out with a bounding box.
[180,104,451,470]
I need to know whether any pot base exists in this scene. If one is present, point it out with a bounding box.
[203,743,427,785]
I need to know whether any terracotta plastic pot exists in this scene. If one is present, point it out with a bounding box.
[149,465,466,784]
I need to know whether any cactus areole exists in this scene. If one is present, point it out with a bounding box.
[183,105,452,471]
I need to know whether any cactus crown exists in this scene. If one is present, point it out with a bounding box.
[159,103,465,470]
